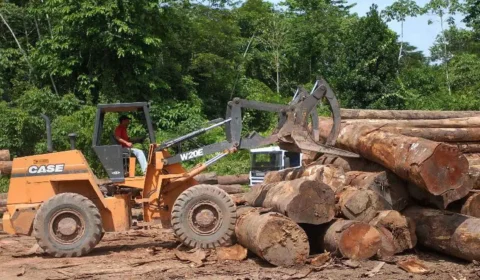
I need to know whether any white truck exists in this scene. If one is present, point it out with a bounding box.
[249,146,302,186]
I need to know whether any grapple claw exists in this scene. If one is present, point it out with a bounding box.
[275,78,359,158]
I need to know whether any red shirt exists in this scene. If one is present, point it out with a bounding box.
[115,124,130,147]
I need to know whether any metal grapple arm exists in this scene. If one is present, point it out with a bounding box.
[159,79,358,166]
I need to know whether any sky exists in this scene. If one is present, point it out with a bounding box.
[347,0,466,56]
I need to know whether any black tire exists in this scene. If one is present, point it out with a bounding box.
[171,185,236,249]
[33,193,103,257]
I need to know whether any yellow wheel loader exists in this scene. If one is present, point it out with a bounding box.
[2,79,358,257]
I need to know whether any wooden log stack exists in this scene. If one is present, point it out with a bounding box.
[231,110,480,266]
[0,149,12,176]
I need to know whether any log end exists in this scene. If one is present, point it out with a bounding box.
[461,193,480,218]
[419,144,470,196]
[338,222,382,260]
[257,213,310,266]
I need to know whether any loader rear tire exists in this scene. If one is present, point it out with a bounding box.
[171,185,236,249]
[33,193,103,257]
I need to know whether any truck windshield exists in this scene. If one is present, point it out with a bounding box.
[251,152,282,171]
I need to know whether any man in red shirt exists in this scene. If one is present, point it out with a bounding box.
[114,115,147,174]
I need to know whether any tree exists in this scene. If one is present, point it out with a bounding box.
[257,13,289,94]
[336,5,400,109]
[424,0,463,94]
[383,0,422,62]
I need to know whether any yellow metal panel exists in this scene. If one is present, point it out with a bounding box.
[2,212,15,234]
[129,157,136,177]
[7,150,106,208]
[101,195,131,232]
[3,204,41,235]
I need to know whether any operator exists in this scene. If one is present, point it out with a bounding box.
[114,115,147,174]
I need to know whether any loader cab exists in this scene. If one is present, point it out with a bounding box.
[92,102,156,182]
[249,146,302,186]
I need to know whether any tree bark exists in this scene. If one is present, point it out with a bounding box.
[235,208,309,266]
[217,174,249,185]
[470,165,480,189]
[455,142,480,153]
[375,226,396,258]
[0,150,10,161]
[321,219,382,260]
[215,185,244,194]
[230,193,246,206]
[318,123,472,208]
[369,210,417,254]
[264,164,346,191]
[336,186,390,222]
[314,154,384,173]
[460,193,480,218]
[338,116,480,128]
[0,161,12,175]
[380,127,480,142]
[244,176,335,225]
[340,109,480,120]
[0,199,5,207]
[345,171,410,211]
[194,172,218,184]
[403,206,480,261]
[465,154,480,166]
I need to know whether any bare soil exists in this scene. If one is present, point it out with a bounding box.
[0,225,478,280]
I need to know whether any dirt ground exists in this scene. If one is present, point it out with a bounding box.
[0,225,479,280]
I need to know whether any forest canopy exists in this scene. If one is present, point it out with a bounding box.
[0,0,479,186]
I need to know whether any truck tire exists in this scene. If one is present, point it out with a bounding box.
[171,185,236,249]
[33,193,103,257]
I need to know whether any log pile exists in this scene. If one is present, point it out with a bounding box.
[229,110,480,266]
[194,172,249,194]
[0,150,12,175]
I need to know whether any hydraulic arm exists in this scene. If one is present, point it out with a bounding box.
[158,78,358,167]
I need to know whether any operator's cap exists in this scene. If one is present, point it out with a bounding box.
[119,115,131,122]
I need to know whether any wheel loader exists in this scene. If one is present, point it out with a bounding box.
[2,79,358,257]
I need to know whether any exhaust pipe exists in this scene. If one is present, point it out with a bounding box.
[40,114,53,153]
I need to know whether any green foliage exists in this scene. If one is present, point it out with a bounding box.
[2,0,480,187]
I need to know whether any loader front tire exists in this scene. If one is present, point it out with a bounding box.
[33,193,103,257]
[171,185,236,249]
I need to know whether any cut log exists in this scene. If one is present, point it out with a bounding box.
[369,210,417,254]
[340,109,480,120]
[0,161,12,175]
[318,122,472,208]
[336,186,390,222]
[461,193,480,218]
[263,167,299,184]
[215,185,244,194]
[322,219,382,260]
[403,206,480,261]
[465,154,480,166]
[264,164,346,191]
[244,176,335,225]
[375,226,396,258]
[0,199,5,207]
[470,165,480,189]
[455,142,480,153]
[235,208,309,266]
[314,154,384,173]
[194,172,218,184]
[339,116,480,128]
[217,174,249,185]
[345,171,410,211]
[0,150,10,161]
[0,206,5,215]
[407,179,473,209]
[230,193,246,206]
[380,127,480,142]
